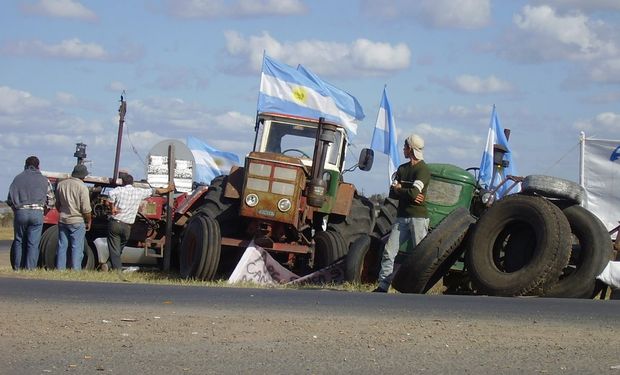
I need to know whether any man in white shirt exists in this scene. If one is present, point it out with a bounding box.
[106,173,174,270]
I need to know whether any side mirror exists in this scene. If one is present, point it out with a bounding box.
[358,148,374,171]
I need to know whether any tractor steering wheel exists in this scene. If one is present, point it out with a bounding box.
[282,148,311,158]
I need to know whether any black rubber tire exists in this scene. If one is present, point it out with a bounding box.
[522,175,585,205]
[313,230,347,270]
[197,175,241,237]
[198,215,222,281]
[327,193,376,252]
[179,215,209,279]
[543,205,613,298]
[344,236,378,283]
[392,207,476,294]
[40,225,95,270]
[372,197,398,239]
[466,194,572,296]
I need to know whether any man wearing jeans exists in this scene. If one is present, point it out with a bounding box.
[55,164,92,270]
[106,173,174,271]
[374,134,431,293]
[7,156,55,270]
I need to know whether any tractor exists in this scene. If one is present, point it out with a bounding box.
[175,112,376,280]
[346,144,613,298]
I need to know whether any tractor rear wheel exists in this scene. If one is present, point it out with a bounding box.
[314,230,346,270]
[327,193,375,250]
[466,195,571,296]
[40,225,95,270]
[373,197,398,239]
[197,175,241,237]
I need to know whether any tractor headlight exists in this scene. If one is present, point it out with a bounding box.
[481,191,494,205]
[245,193,259,207]
[277,198,292,212]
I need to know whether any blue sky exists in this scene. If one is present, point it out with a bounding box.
[2,0,619,199]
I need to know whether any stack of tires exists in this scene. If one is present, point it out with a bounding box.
[387,175,612,298]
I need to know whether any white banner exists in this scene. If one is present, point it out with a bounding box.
[228,241,345,285]
[583,137,620,233]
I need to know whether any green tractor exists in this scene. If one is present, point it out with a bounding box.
[347,153,612,298]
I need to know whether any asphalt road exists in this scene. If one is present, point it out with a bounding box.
[1,276,619,322]
[2,239,620,374]
[2,276,620,374]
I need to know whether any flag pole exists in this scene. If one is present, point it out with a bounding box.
[579,131,586,187]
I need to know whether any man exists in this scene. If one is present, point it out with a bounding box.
[106,173,174,270]
[374,134,431,293]
[7,156,55,270]
[55,164,92,270]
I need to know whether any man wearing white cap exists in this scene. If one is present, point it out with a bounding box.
[374,134,431,292]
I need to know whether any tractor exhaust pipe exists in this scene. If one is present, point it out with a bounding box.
[113,94,127,182]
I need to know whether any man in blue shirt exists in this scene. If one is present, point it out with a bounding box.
[7,156,55,270]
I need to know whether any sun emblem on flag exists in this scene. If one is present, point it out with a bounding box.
[292,86,307,103]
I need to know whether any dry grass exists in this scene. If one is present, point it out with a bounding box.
[0,265,378,292]
[0,227,13,241]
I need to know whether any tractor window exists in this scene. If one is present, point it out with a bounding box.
[264,122,316,158]
[426,179,462,206]
[263,122,342,166]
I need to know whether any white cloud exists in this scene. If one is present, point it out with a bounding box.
[54,92,76,105]
[513,5,617,62]
[0,86,49,115]
[530,0,620,13]
[21,0,97,21]
[574,112,620,133]
[492,5,620,85]
[360,0,490,29]
[107,81,127,92]
[2,38,107,60]
[1,38,144,62]
[166,0,307,19]
[453,75,514,94]
[223,31,410,77]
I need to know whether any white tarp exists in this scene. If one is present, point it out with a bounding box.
[581,136,620,234]
[228,241,345,285]
[597,261,620,289]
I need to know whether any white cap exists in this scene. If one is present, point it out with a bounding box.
[405,134,424,160]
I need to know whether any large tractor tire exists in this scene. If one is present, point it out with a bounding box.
[40,225,96,270]
[179,214,221,280]
[198,216,222,280]
[543,205,613,298]
[522,175,585,205]
[197,175,241,237]
[327,193,375,250]
[344,236,381,284]
[314,230,347,270]
[372,197,398,239]
[392,207,475,294]
[466,194,571,296]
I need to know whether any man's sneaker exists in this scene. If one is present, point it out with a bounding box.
[372,286,388,293]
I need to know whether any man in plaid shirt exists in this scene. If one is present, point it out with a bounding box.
[106,173,174,270]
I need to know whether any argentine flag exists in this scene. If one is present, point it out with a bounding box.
[479,105,519,198]
[371,86,400,183]
[187,136,240,185]
[258,54,364,136]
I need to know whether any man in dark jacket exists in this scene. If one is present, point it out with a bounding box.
[374,134,431,292]
[7,156,55,270]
